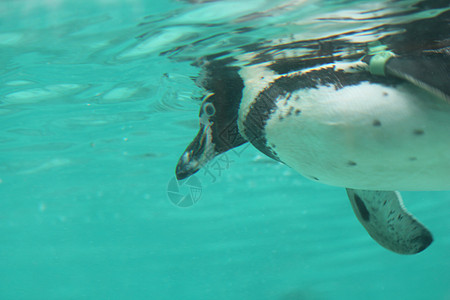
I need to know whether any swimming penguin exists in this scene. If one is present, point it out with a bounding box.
[175,40,450,254]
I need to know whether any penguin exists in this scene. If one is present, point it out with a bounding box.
[174,35,449,254]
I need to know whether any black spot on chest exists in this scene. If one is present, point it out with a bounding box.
[286,106,294,117]
[413,129,425,136]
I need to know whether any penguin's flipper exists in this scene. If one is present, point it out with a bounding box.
[346,188,433,254]
[385,51,450,103]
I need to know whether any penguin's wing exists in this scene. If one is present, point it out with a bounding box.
[364,49,450,103]
[385,51,450,103]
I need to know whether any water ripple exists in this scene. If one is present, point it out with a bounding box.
[151,73,202,112]
[134,0,449,62]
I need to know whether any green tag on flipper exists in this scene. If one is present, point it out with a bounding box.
[369,51,396,76]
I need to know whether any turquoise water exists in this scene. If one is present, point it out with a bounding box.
[1,1,449,299]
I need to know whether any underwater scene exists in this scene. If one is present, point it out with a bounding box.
[0,0,449,299]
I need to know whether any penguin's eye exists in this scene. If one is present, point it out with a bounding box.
[203,103,216,117]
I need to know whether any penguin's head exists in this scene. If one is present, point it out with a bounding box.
[175,92,247,180]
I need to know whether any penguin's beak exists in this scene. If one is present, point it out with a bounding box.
[175,123,217,180]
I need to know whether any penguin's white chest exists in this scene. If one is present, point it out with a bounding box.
[264,82,450,191]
